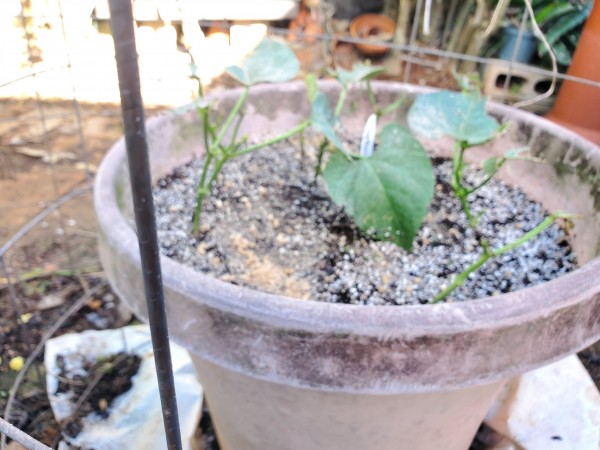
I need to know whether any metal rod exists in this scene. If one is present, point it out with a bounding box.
[107,1,182,449]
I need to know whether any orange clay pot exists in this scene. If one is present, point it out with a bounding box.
[350,13,395,57]
[545,1,600,144]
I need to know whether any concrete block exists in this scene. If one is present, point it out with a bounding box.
[483,59,556,114]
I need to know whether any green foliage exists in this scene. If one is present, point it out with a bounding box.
[309,92,348,154]
[408,88,568,301]
[407,91,502,146]
[507,0,592,66]
[535,0,592,66]
[335,64,385,87]
[226,39,300,86]
[193,39,308,232]
[324,124,434,250]
[190,37,571,303]
[305,63,432,250]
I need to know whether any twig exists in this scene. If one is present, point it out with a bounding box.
[1,281,107,450]
[0,266,101,287]
[0,417,52,450]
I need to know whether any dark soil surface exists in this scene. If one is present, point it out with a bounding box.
[153,137,576,305]
[56,352,142,438]
[0,275,131,446]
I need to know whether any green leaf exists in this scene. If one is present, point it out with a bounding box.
[226,39,299,86]
[483,157,499,176]
[336,63,385,87]
[324,123,434,249]
[310,91,347,153]
[407,90,502,146]
[543,7,589,47]
[544,39,572,66]
[535,3,575,27]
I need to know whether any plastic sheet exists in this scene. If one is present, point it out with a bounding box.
[45,325,203,450]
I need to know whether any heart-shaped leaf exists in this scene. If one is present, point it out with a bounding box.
[336,63,385,87]
[226,39,299,86]
[408,91,502,146]
[309,90,348,153]
[324,123,434,249]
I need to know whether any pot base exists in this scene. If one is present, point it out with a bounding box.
[192,356,506,450]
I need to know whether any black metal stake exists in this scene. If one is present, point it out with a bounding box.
[107,1,182,449]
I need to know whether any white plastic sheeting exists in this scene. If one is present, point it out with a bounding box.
[45,325,203,450]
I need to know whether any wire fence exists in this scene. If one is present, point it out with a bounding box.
[1,0,598,448]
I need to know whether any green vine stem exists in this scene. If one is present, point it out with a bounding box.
[366,80,377,110]
[212,87,249,150]
[235,121,310,156]
[313,138,330,184]
[192,120,310,233]
[377,94,406,118]
[334,86,348,117]
[433,212,574,302]
[451,141,478,226]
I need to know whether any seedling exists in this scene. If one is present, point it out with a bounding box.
[306,65,434,250]
[191,39,310,232]
[408,88,573,301]
[189,38,571,303]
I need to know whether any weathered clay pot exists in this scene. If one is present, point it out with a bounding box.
[95,81,600,450]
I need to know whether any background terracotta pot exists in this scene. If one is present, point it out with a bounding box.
[546,1,600,144]
[349,13,395,57]
[95,81,600,450]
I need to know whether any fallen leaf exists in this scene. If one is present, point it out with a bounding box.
[15,147,78,164]
[20,313,32,324]
[36,284,78,310]
[74,161,97,173]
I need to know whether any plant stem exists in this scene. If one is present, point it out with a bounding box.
[378,94,406,118]
[467,160,505,194]
[192,152,214,233]
[433,214,566,302]
[213,87,249,150]
[366,80,377,111]
[230,109,244,147]
[235,121,310,156]
[451,141,477,226]
[334,86,348,117]
[299,128,306,166]
[192,155,229,233]
[313,138,329,184]
[199,107,215,156]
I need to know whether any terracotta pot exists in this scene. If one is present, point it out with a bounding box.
[349,13,395,57]
[95,81,600,450]
[545,1,600,144]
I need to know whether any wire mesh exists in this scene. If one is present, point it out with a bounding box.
[0,0,599,448]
